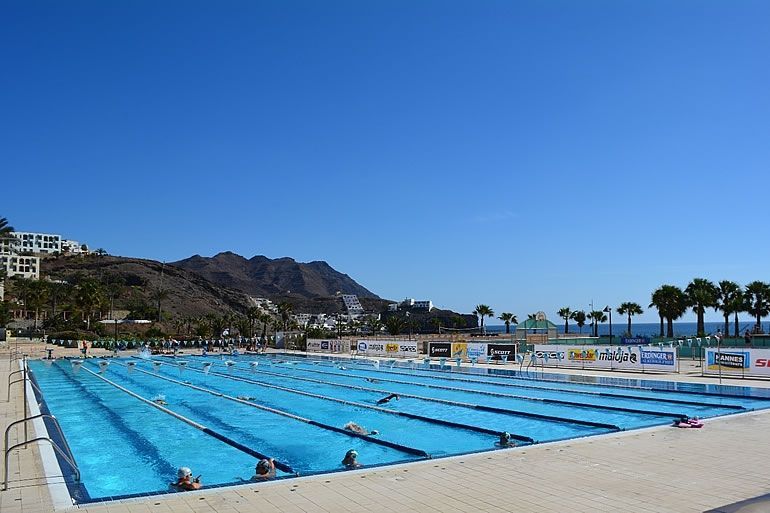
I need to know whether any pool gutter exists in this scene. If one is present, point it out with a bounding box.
[19,361,75,510]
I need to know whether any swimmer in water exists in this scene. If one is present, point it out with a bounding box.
[365,378,381,384]
[342,450,362,469]
[376,393,399,405]
[343,421,379,436]
[152,395,168,406]
[252,458,276,480]
[496,432,516,448]
[171,467,201,490]
[237,395,256,401]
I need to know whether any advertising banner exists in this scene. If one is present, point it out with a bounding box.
[487,344,517,361]
[621,337,650,345]
[466,343,488,361]
[307,339,350,353]
[358,340,418,358]
[533,344,677,372]
[451,342,467,359]
[429,342,451,358]
[703,348,763,375]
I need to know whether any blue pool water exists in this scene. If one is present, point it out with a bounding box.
[28,353,770,502]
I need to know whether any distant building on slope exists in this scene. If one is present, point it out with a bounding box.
[341,294,365,318]
[389,298,433,312]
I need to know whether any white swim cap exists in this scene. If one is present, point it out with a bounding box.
[178,467,192,478]
[346,450,358,459]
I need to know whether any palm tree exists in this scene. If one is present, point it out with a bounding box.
[572,310,587,334]
[277,302,293,331]
[429,317,442,334]
[0,217,15,251]
[685,278,719,336]
[744,281,770,333]
[94,248,108,256]
[26,280,49,329]
[151,287,169,322]
[246,307,261,337]
[384,315,406,336]
[587,310,607,337]
[557,307,573,334]
[498,312,517,334]
[649,285,687,338]
[367,316,383,336]
[47,281,70,320]
[616,302,643,337]
[473,304,494,334]
[716,280,742,338]
[0,217,13,237]
[75,278,103,329]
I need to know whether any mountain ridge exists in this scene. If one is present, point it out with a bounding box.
[170,252,380,300]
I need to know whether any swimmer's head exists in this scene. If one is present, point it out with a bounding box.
[345,450,358,461]
[256,459,271,475]
[500,432,511,443]
[178,467,192,479]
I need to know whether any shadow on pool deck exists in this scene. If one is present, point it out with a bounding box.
[705,494,770,513]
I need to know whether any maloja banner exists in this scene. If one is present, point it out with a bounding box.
[357,340,418,357]
[533,344,677,372]
[703,348,768,376]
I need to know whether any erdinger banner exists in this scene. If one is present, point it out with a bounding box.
[358,340,418,357]
[533,344,677,371]
[704,348,769,376]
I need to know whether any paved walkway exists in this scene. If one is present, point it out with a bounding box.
[2,340,770,512]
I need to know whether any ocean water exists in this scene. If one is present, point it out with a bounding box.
[486,320,765,338]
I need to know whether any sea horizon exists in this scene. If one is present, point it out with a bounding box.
[485,320,765,338]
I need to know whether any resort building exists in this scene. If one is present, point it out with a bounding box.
[341,294,365,318]
[391,298,434,312]
[61,239,86,254]
[8,231,62,254]
[0,254,40,279]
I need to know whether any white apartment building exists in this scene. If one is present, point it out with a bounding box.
[61,239,86,254]
[413,300,433,310]
[10,232,62,254]
[341,294,365,316]
[394,298,434,311]
[1,254,40,279]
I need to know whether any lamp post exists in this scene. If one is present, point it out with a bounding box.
[603,306,612,345]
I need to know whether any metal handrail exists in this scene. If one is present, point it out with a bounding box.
[4,414,76,471]
[3,436,80,491]
[6,377,42,402]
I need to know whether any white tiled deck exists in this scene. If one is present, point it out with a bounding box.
[2,340,770,513]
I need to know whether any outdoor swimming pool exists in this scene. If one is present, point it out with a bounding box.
[27,353,770,503]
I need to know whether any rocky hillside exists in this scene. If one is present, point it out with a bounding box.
[42,255,254,319]
[171,252,379,300]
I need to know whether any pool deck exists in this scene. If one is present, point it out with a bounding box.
[2,340,770,513]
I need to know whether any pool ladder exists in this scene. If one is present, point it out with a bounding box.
[3,360,81,491]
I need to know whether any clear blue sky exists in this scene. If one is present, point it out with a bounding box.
[3,1,769,323]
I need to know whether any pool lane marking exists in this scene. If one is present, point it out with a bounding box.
[276,354,764,402]
[121,360,430,459]
[217,363,620,433]
[221,361,688,421]
[272,356,746,411]
[80,365,298,475]
[140,358,536,443]
[47,362,179,483]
